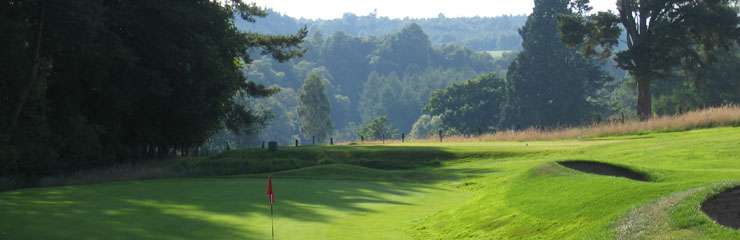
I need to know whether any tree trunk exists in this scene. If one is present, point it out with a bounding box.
[636,74,651,121]
[7,9,46,132]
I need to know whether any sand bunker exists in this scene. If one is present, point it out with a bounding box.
[556,161,648,181]
[701,186,740,229]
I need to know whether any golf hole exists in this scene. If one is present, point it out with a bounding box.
[556,161,649,182]
[701,186,740,230]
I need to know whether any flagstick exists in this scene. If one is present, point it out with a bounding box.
[270,202,275,240]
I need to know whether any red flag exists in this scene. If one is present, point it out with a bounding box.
[266,176,274,205]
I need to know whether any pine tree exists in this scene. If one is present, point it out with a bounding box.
[501,0,608,129]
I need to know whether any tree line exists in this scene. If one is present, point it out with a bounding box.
[208,22,510,148]
[2,0,739,176]
[0,0,305,175]
[257,0,740,143]
[236,9,527,51]
[415,0,740,138]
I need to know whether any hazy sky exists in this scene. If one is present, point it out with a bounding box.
[248,0,618,20]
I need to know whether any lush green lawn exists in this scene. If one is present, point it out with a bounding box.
[1,127,739,239]
[0,177,469,240]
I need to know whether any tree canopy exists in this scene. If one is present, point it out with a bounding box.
[424,73,505,134]
[557,0,740,120]
[357,116,398,140]
[297,72,334,143]
[500,0,610,129]
[0,0,306,175]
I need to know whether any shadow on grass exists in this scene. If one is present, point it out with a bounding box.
[177,145,522,179]
[503,162,668,222]
[0,175,466,240]
[0,145,512,239]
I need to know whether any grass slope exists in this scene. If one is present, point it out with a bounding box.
[1,127,739,239]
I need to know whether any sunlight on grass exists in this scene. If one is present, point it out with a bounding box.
[1,127,740,239]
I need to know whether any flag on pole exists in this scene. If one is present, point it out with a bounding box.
[266,176,274,205]
[266,176,275,240]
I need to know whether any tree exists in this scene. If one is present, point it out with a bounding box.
[0,0,307,175]
[371,23,434,74]
[424,73,506,134]
[357,116,398,140]
[408,115,442,140]
[297,72,334,143]
[359,68,480,133]
[653,46,740,114]
[501,0,609,129]
[558,0,740,120]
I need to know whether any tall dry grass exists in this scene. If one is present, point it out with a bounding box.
[410,105,740,143]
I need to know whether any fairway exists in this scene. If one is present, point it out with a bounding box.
[2,127,740,239]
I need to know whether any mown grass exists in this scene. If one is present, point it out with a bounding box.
[409,127,740,239]
[1,127,739,239]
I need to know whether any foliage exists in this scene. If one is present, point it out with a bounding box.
[239,23,500,144]
[236,9,527,51]
[501,0,610,129]
[425,73,505,134]
[359,67,482,133]
[408,115,443,140]
[297,72,334,143]
[0,0,305,175]
[356,116,399,140]
[557,0,740,119]
[653,48,740,115]
[229,22,502,146]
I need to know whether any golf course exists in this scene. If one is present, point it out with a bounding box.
[1,125,739,239]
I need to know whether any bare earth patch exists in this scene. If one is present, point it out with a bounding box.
[702,186,740,229]
[557,161,648,181]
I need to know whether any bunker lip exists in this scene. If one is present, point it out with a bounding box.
[701,186,740,230]
[556,161,649,182]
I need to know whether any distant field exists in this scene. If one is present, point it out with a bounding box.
[2,127,740,239]
[483,50,517,58]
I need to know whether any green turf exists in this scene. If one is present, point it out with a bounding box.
[0,177,470,240]
[1,127,740,239]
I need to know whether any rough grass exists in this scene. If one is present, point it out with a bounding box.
[410,105,740,143]
[1,127,739,239]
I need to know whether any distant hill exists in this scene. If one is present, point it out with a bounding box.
[236,9,527,51]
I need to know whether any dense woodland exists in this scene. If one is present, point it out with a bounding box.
[237,9,527,51]
[1,0,739,177]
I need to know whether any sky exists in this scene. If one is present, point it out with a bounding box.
[248,0,618,20]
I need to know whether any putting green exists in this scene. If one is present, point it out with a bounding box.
[0,177,470,240]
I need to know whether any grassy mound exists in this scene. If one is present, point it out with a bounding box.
[557,160,650,181]
[176,145,523,177]
[260,164,446,181]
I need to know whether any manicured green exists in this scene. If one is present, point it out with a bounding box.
[2,127,740,239]
[0,176,469,240]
